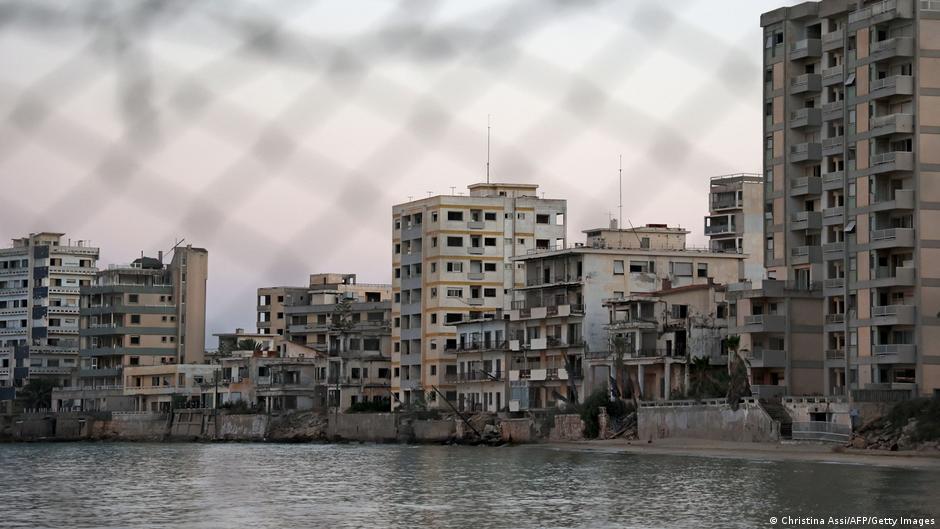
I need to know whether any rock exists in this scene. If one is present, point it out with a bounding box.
[850,436,867,449]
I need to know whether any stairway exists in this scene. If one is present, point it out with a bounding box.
[759,399,793,440]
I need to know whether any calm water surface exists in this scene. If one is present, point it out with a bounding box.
[1,443,939,529]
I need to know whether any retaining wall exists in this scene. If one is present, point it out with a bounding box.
[327,413,399,442]
[638,399,780,443]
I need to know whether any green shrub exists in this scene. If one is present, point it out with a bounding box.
[346,400,392,413]
[578,388,634,439]
[885,398,940,442]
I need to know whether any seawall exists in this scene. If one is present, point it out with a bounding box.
[638,398,780,443]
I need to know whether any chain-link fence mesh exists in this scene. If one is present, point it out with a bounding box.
[0,0,796,341]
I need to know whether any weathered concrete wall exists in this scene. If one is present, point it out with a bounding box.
[499,418,532,443]
[218,414,269,441]
[638,399,780,443]
[11,415,56,439]
[549,414,584,441]
[108,412,169,440]
[327,413,398,442]
[412,419,455,442]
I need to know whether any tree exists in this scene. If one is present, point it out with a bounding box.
[17,378,56,410]
[724,335,752,410]
[236,338,262,352]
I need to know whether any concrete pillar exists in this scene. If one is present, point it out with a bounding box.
[664,362,671,400]
[637,364,645,398]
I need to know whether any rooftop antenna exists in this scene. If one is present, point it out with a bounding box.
[617,156,643,248]
[486,114,491,184]
[450,186,456,195]
[427,191,432,198]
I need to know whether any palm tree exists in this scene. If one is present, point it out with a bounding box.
[236,338,261,352]
[17,378,56,410]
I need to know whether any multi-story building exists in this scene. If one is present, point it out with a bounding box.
[122,363,220,412]
[283,273,392,409]
[257,287,308,337]
[704,173,766,282]
[391,183,567,408]
[453,314,510,412]
[509,224,743,409]
[601,283,730,401]
[0,232,98,412]
[53,245,208,411]
[761,0,940,398]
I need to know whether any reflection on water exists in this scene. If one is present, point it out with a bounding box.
[1,443,939,529]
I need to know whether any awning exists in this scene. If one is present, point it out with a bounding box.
[844,220,856,233]
[844,73,856,86]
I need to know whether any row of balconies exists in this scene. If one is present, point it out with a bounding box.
[509,304,583,321]
[509,337,585,352]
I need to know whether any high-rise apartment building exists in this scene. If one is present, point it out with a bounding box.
[257,286,308,337]
[705,173,766,282]
[53,245,208,411]
[761,0,940,398]
[391,183,567,408]
[0,232,98,412]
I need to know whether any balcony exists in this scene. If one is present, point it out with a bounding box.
[822,66,844,87]
[825,349,846,367]
[869,113,914,138]
[825,313,845,325]
[510,368,571,382]
[824,277,845,292]
[822,171,844,191]
[822,29,844,51]
[822,101,844,122]
[868,304,916,326]
[467,221,485,230]
[748,348,787,368]
[868,228,915,250]
[740,314,787,334]
[858,266,916,289]
[790,176,822,196]
[509,304,583,321]
[822,206,844,226]
[790,39,821,60]
[871,344,916,364]
[705,221,737,236]
[466,246,484,255]
[869,37,914,62]
[790,108,821,129]
[869,75,914,100]
[848,0,913,26]
[790,211,822,231]
[869,151,914,175]
[822,136,844,156]
[790,142,822,163]
[823,241,845,256]
[790,74,822,94]
[791,245,822,265]
[870,188,915,212]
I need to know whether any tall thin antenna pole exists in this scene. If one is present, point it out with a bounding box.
[486,115,491,184]
[619,155,624,249]
[618,154,623,230]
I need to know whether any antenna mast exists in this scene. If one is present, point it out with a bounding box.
[618,154,623,231]
[486,115,491,184]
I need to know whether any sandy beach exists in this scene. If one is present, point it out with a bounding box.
[544,438,940,470]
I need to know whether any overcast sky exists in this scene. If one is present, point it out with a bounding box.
[0,0,800,346]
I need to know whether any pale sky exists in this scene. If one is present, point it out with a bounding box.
[0,0,800,346]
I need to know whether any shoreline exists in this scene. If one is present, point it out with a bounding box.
[542,438,940,470]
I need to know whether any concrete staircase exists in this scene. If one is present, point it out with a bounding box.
[759,399,793,440]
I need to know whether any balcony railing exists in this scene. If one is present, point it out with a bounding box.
[849,0,898,23]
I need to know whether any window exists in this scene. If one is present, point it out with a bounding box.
[130,336,141,345]
[517,213,525,219]
[447,211,464,221]
[613,260,625,275]
[484,262,497,272]
[430,365,437,376]
[430,287,438,298]
[430,262,437,273]
[446,288,463,297]
[431,212,438,222]
[445,313,463,324]
[130,314,141,324]
[484,212,497,221]
[536,214,550,224]
[431,313,437,324]
[671,305,689,319]
[670,262,693,277]
[641,237,650,249]
[697,263,709,278]
[447,236,463,247]
[431,237,438,248]
[629,260,651,273]
[483,288,497,297]
[364,338,380,350]
[484,237,497,246]
[128,294,139,304]
[446,262,463,273]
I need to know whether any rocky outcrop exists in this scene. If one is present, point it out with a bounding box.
[847,417,940,452]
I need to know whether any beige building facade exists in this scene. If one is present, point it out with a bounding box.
[761,0,940,399]
[705,173,766,283]
[391,183,567,409]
